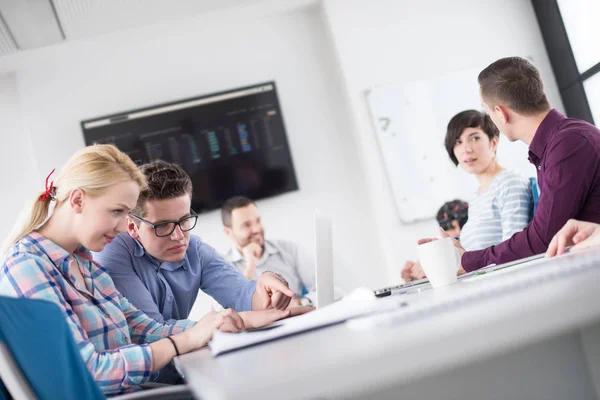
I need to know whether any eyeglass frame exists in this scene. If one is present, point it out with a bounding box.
[128,211,199,237]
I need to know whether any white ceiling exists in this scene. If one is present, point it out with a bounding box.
[0,0,286,58]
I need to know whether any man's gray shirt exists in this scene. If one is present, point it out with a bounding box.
[224,239,316,297]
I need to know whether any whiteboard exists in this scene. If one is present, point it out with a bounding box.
[366,69,535,224]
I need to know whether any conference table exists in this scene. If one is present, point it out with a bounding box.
[175,248,600,400]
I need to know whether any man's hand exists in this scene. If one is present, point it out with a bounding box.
[241,242,262,279]
[546,219,600,257]
[239,306,315,329]
[287,306,315,317]
[415,229,467,276]
[288,298,302,307]
[252,272,295,311]
[239,309,290,329]
[437,228,467,275]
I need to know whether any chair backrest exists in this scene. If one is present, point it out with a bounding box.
[529,177,540,217]
[0,342,36,400]
[0,379,11,400]
[0,296,105,400]
[300,285,309,296]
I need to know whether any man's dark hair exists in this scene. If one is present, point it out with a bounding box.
[221,196,255,227]
[478,56,550,115]
[436,200,469,231]
[132,160,193,217]
[445,109,499,166]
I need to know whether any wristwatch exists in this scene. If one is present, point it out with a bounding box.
[300,296,313,307]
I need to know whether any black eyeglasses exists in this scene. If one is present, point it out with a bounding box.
[129,212,198,237]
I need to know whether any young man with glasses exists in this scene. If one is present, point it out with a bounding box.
[95,161,307,383]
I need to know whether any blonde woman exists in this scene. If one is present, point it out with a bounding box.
[0,145,246,395]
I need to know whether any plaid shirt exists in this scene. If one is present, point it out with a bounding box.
[0,232,195,395]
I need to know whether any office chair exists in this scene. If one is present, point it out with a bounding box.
[529,177,540,216]
[0,296,193,400]
[0,380,9,400]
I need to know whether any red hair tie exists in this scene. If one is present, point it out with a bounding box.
[39,169,56,202]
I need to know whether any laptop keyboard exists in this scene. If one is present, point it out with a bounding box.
[373,278,430,297]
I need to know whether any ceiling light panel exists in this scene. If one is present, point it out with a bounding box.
[0,0,64,50]
[53,0,268,39]
[0,11,17,56]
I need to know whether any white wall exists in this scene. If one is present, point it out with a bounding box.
[0,3,386,299]
[0,73,39,244]
[321,0,565,283]
[0,0,566,304]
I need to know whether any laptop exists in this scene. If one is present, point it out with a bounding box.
[374,252,548,298]
[314,210,335,308]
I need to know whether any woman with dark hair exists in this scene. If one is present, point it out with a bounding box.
[442,109,531,250]
[402,110,532,281]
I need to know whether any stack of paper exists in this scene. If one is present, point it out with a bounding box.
[209,287,404,356]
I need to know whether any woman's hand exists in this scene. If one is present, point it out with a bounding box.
[179,309,245,352]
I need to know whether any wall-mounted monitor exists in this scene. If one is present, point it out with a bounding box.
[81,82,299,213]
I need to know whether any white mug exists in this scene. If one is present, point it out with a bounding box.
[417,237,460,288]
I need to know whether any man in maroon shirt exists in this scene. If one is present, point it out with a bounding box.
[546,219,600,257]
[404,56,600,279]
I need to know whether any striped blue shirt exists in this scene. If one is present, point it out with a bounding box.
[460,170,532,251]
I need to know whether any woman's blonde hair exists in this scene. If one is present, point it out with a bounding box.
[2,144,147,254]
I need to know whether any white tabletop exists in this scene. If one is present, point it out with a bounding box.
[176,249,600,400]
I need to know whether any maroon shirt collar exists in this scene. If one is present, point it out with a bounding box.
[528,109,566,162]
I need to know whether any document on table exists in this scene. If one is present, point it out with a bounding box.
[209,287,404,356]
